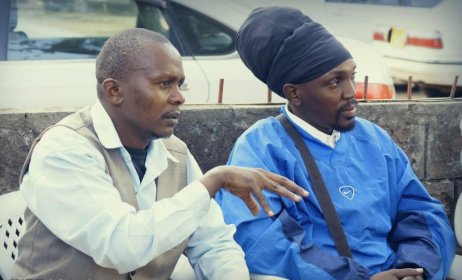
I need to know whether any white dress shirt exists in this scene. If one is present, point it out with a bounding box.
[20,101,249,279]
[285,105,340,148]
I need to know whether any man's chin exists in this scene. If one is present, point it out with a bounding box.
[334,118,356,132]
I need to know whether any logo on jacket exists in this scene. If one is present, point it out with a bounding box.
[339,186,355,200]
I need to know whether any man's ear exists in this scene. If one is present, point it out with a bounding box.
[283,84,301,106]
[101,78,123,105]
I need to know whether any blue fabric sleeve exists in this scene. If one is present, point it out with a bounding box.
[387,144,455,280]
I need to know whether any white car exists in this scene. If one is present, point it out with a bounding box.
[236,0,461,97]
[222,0,462,96]
[322,0,462,97]
[0,0,395,110]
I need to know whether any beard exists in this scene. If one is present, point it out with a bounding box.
[333,118,355,132]
[333,99,358,132]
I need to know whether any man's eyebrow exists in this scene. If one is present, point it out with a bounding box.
[129,66,184,81]
[150,73,186,83]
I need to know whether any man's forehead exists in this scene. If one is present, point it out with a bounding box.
[324,59,357,76]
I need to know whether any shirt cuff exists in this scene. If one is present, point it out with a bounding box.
[176,180,212,218]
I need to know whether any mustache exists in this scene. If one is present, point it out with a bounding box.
[339,99,358,111]
[161,111,181,119]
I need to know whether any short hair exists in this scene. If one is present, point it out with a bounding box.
[95,28,170,91]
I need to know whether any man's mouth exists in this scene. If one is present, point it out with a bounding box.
[339,99,357,118]
[163,111,181,120]
[341,106,356,118]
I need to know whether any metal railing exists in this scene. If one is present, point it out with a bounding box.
[216,76,461,104]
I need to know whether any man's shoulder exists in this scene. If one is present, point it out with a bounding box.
[350,117,392,143]
[56,106,92,129]
[354,116,375,127]
[243,116,281,135]
[354,117,386,133]
[233,116,289,152]
[34,107,94,146]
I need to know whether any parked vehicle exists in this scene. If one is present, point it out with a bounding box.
[324,0,462,97]
[0,0,395,110]
[240,0,461,97]
[39,0,132,12]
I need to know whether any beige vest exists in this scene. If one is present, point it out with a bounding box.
[13,107,189,280]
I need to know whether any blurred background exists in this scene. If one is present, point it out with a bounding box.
[0,0,461,109]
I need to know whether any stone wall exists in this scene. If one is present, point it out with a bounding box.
[1,101,462,222]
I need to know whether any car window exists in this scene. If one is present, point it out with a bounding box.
[325,0,441,8]
[171,2,235,56]
[8,0,138,61]
[6,0,185,61]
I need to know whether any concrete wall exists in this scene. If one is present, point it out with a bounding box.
[1,101,462,221]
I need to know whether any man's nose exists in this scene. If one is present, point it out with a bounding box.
[170,85,186,105]
[343,80,357,99]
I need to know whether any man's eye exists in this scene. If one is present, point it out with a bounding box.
[160,81,169,87]
[328,79,340,87]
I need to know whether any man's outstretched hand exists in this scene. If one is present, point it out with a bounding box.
[200,166,309,217]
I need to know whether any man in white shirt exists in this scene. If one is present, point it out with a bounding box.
[12,28,307,280]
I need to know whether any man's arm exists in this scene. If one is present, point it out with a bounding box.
[387,145,456,280]
[184,151,249,279]
[186,200,249,279]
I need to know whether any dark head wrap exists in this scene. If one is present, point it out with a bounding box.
[236,6,352,98]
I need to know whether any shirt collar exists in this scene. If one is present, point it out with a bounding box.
[148,138,179,166]
[91,100,123,149]
[90,100,178,163]
[284,104,341,148]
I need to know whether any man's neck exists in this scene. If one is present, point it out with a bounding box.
[285,105,340,148]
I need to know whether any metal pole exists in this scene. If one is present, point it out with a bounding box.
[363,76,369,101]
[407,76,413,100]
[449,75,459,99]
[218,78,224,104]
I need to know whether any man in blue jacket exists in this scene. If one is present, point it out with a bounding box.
[215,6,455,280]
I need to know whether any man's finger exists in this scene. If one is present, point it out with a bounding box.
[247,189,274,217]
[237,192,266,216]
[260,169,309,198]
[265,179,303,203]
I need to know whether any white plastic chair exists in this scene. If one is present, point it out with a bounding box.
[0,191,27,280]
[448,193,462,280]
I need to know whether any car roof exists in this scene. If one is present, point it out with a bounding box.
[170,0,385,63]
[171,0,328,32]
[170,0,392,85]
